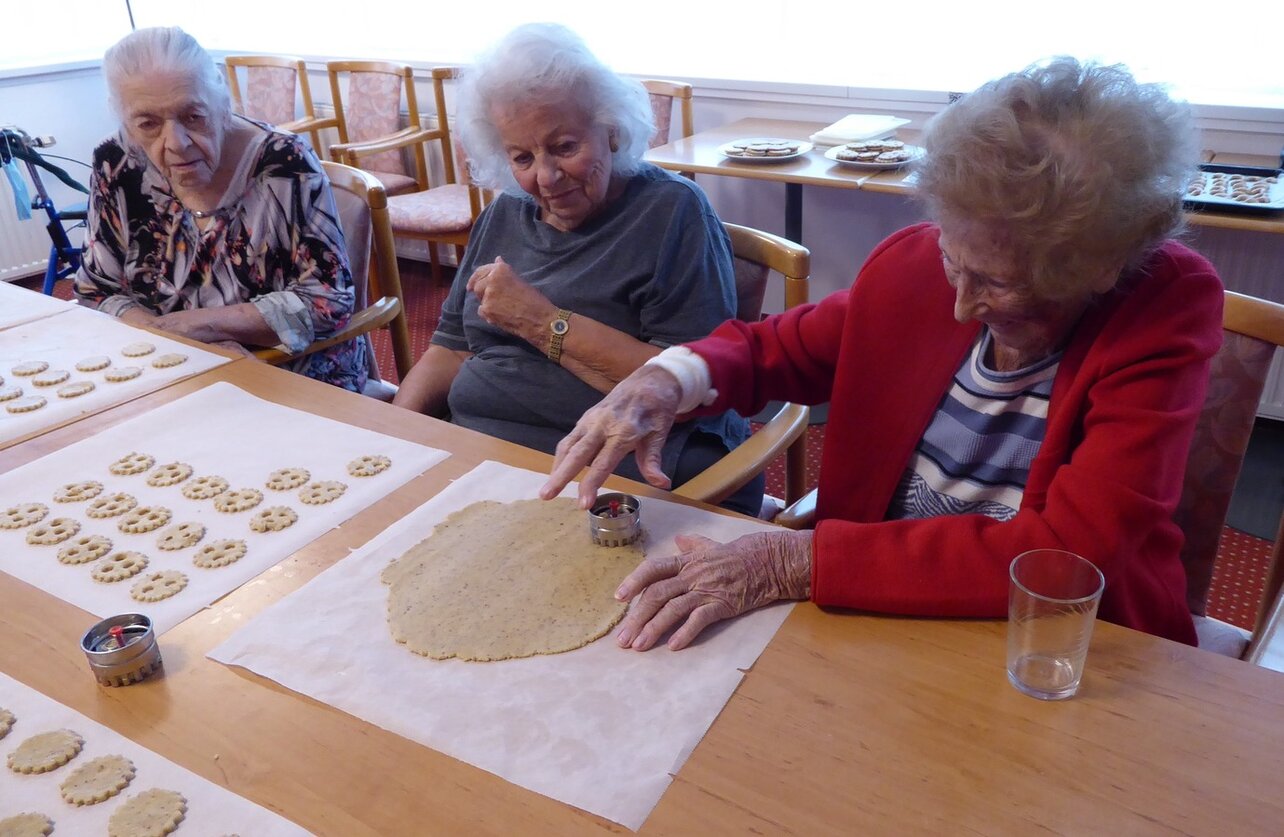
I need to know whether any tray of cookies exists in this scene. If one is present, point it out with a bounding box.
[824,139,923,170]
[718,137,812,163]
[1184,164,1284,213]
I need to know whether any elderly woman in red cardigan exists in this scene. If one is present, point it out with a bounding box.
[541,57,1223,652]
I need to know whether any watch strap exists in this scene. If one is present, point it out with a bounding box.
[547,309,572,363]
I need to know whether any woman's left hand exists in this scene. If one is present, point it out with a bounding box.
[467,257,555,343]
[614,531,813,651]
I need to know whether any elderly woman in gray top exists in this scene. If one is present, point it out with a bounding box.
[393,23,761,515]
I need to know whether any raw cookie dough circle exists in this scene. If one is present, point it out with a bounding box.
[26,517,80,545]
[75,355,112,372]
[156,522,204,551]
[193,539,247,568]
[60,754,136,806]
[380,498,642,661]
[265,467,310,491]
[109,452,155,476]
[130,570,188,602]
[107,789,187,837]
[0,385,22,402]
[6,728,83,774]
[145,462,193,487]
[181,474,229,500]
[58,534,113,565]
[30,369,69,387]
[10,361,48,377]
[0,707,13,738]
[299,480,346,505]
[86,492,138,519]
[348,454,391,477]
[249,506,297,532]
[104,366,143,383]
[118,506,172,534]
[151,353,187,369]
[214,488,263,513]
[54,480,104,503]
[92,551,149,583]
[120,341,155,357]
[5,395,46,414]
[0,813,53,836]
[57,380,96,399]
[0,502,48,529]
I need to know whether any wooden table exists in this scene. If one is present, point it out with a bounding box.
[4,360,1284,834]
[646,118,1284,240]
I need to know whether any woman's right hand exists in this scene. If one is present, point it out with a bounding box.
[540,364,683,508]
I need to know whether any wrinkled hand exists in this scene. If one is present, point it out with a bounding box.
[466,257,554,343]
[613,531,812,651]
[151,308,218,341]
[539,365,683,508]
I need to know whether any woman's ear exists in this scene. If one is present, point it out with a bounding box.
[608,130,619,153]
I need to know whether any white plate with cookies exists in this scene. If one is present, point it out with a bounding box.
[825,141,923,170]
[718,137,812,163]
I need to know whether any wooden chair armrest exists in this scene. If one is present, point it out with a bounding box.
[253,297,402,366]
[772,488,817,530]
[672,403,809,507]
[279,115,340,134]
[329,127,446,162]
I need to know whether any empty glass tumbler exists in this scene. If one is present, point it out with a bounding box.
[1006,549,1105,700]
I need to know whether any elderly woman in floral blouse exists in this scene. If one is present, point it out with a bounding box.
[75,27,365,390]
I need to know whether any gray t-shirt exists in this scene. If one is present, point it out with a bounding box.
[432,163,746,478]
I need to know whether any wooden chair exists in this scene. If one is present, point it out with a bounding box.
[641,79,694,147]
[253,161,411,400]
[672,222,810,511]
[326,63,479,283]
[223,55,337,152]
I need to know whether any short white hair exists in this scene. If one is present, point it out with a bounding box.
[457,22,655,191]
[103,27,232,126]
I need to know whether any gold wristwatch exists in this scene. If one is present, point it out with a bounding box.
[547,309,572,363]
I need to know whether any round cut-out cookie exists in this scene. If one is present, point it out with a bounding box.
[0,502,48,529]
[120,342,155,358]
[75,355,112,372]
[10,361,48,377]
[57,381,96,399]
[26,518,80,545]
[0,707,13,739]
[31,369,69,387]
[0,812,53,836]
[181,474,229,500]
[6,728,83,774]
[250,506,297,533]
[5,395,46,414]
[87,492,138,519]
[107,788,186,837]
[108,452,154,476]
[299,480,346,505]
[130,570,188,602]
[118,506,172,534]
[92,551,149,583]
[60,754,136,806]
[0,385,22,402]
[214,488,263,513]
[347,454,391,477]
[151,353,187,369]
[265,467,309,491]
[156,522,204,551]
[193,539,247,569]
[146,462,193,487]
[54,480,104,503]
[58,534,113,565]
[104,366,143,383]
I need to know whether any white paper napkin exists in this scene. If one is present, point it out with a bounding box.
[809,113,911,146]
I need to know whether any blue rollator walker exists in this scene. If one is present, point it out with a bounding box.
[0,127,90,295]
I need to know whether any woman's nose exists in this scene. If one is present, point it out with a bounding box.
[535,156,561,187]
[952,276,988,322]
[162,120,191,149]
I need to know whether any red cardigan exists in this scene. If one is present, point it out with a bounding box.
[689,224,1223,645]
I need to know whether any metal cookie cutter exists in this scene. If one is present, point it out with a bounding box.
[588,492,642,547]
[80,613,163,687]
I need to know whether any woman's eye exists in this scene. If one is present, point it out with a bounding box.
[183,113,207,127]
[509,152,533,168]
[555,142,578,156]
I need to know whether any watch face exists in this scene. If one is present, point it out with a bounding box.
[551,319,570,335]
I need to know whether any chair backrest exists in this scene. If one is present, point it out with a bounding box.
[225,55,314,126]
[327,61,421,178]
[1175,290,1284,635]
[320,161,413,381]
[641,79,694,148]
[723,222,810,320]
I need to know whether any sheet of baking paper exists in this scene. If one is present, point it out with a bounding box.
[0,670,310,834]
[0,281,76,330]
[0,382,448,635]
[210,460,794,831]
[0,305,230,445]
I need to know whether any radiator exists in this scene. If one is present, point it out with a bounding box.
[0,189,51,283]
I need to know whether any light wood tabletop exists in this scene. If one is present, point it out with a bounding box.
[4,359,1284,834]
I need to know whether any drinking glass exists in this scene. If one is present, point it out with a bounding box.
[1006,549,1105,700]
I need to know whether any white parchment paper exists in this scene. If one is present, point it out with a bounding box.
[0,281,75,330]
[0,305,230,445]
[0,670,310,834]
[209,460,794,831]
[0,382,449,634]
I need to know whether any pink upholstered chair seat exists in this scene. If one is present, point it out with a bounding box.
[387,184,475,234]
[367,170,420,197]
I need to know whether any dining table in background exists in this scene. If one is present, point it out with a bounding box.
[2,353,1284,833]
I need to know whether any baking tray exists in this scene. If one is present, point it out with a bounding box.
[1183,163,1283,214]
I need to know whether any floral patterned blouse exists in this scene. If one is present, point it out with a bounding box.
[74,120,368,391]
